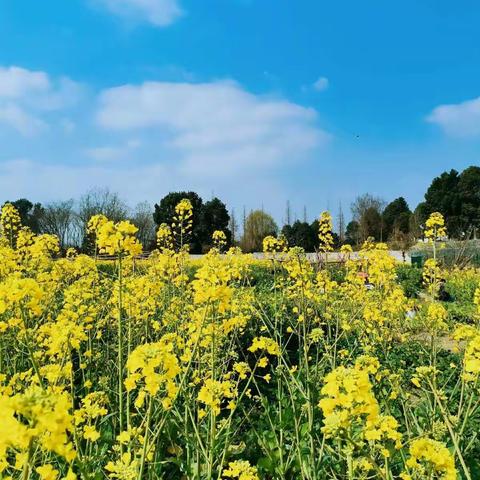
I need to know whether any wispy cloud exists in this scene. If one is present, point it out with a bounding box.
[313,76,329,92]
[94,0,184,27]
[0,66,83,136]
[0,104,47,136]
[0,71,330,218]
[85,139,141,161]
[96,80,329,176]
[427,96,480,138]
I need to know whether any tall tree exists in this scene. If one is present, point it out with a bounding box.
[351,194,385,242]
[242,206,247,240]
[422,169,462,237]
[409,204,425,240]
[281,221,317,251]
[10,198,43,233]
[131,202,156,250]
[78,188,128,225]
[382,197,411,240]
[39,200,76,249]
[345,220,360,246]
[229,209,238,245]
[77,189,129,253]
[457,166,480,236]
[285,200,292,226]
[153,192,204,253]
[363,207,383,241]
[241,210,278,252]
[200,197,231,249]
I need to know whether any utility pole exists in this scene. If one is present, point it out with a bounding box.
[242,206,246,230]
[337,201,345,244]
[285,200,291,226]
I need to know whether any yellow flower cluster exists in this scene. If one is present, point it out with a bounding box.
[74,392,108,442]
[426,302,448,332]
[262,235,287,253]
[319,365,378,435]
[318,211,334,253]
[197,378,236,416]
[172,198,193,250]
[402,438,457,480]
[0,202,21,247]
[462,333,480,382]
[91,217,142,257]
[425,212,447,242]
[222,460,260,480]
[248,336,281,356]
[0,386,76,472]
[0,197,478,479]
[319,362,402,453]
[0,276,45,330]
[125,337,180,408]
[156,223,173,251]
[212,230,227,250]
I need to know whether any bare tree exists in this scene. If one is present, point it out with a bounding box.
[242,206,247,240]
[77,188,129,227]
[39,200,77,249]
[131,202,156,250]
[229,208,238,244]
[351,193,386,242]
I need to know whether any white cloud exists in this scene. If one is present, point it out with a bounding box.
[85,139,141,161]
[95,0,183,26]
[0,104,47,136]
[0,75,330,221]
[0,66,50,98]
[427,96,480,138]
[96,80,329,175]
[0,66,82,136]
[313,76,329,92]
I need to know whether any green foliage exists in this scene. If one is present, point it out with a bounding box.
[326,264,347,283]
[247,264,277,289]
[153,192,231,253]
[241,210,278,252]
[281,221,317,252]
[9,198,43,233]
[154,191,204,252]
[444,270,480,303]
[395,264,423,297]
[445,302,477,325]
[345,220,360,245]
[200,197,231,251]
[382,197,411,239]
[421,166,480,238]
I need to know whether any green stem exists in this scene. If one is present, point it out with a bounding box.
[117,255,124,449]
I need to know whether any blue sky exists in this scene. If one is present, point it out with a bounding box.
[0,0,479,224]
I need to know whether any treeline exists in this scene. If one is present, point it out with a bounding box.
[240,165,480,252]
[343,165,480,249]
[3,190,234,254]
[3,165,480,254]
